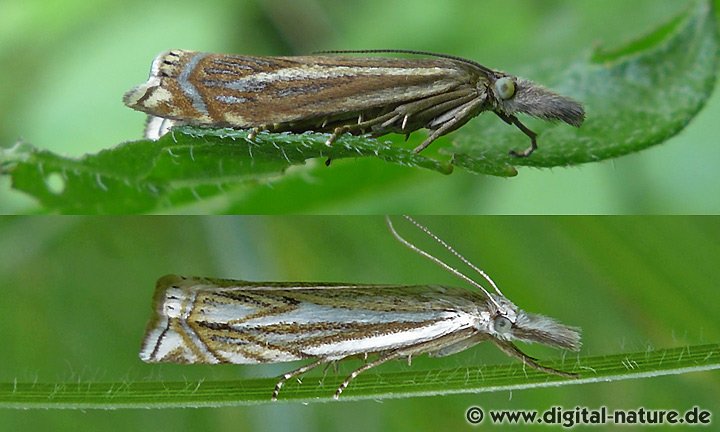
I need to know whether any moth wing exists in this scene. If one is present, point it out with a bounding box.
[140,278,485,364]
[141,275,308,364]
[224,55,476,125]
[124,50,477,127]
[230,284,484,360]
[140,275,224,364]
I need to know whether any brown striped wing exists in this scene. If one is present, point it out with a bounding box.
[125,50,479,128]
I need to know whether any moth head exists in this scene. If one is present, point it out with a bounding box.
[489,75,585,127]
[123,50,186,117]
[123,52,166,109]
[488,294,581,351]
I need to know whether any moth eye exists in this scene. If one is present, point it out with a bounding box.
[493,316,513,334]
[495,77,516,100]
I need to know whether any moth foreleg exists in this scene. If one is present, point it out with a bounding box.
[492,339,578,378]
[498,114,538,158]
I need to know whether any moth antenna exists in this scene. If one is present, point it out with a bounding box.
[403,215,505,297]
[385,216,502,309]
[400,216,505,297]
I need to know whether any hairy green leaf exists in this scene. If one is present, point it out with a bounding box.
[451,0,718,173]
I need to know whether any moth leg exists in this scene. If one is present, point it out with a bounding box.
[492,339,578,378]
[325,126,349,146]
[334,350,407,400]
[382,89,477,133]
[413,120,456,153]
[334,328,479,399]
[412,92,478,128]
[379,113,403,129]
[320,359,340,379]
[353,111,400,133]
[508,117,537,157]
[413,98,484,153]
[272,357,330,401]
[247,125,269,140]
[314,360,340,388]
[325,111,399,146]
[495,113,538,157]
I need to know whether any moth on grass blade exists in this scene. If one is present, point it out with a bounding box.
[140,217,581,400]
[124,49,585,157]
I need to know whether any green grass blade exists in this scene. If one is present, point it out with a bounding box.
[1,343,717,409]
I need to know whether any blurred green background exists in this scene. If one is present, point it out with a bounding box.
[1,216,718,430]
[1,0,718,214]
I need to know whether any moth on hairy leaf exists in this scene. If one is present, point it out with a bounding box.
[124,49,585,156]
[139,217,581,400]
